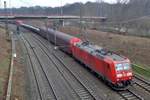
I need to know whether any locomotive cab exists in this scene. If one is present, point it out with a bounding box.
[114,61,133,89]
[71,41,133,90]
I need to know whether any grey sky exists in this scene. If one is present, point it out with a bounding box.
[0,0,116,8]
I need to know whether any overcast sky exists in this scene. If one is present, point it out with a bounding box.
[0,0,116,8]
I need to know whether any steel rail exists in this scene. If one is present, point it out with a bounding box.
[22,35,57,100]
[21,36,43,100]
[133,76,150,93]
[118,89,144,100]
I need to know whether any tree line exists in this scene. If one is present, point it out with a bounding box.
[0,0,150,22]
[1,0,150,37]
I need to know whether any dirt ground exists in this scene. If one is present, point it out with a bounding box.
[11,36,26,100]
[0,26,26,99]
[0,28,11,99]
[59,26,150,68]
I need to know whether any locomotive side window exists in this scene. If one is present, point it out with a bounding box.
[115,64,123,71]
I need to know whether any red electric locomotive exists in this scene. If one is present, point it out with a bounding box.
[19,22,133,90]
[70,41,133,90]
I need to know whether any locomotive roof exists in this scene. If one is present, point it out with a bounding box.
[76,41,125,61]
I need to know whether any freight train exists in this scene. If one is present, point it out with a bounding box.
[16,21,133,90]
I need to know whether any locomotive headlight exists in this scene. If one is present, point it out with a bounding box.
[127,72,132,76]
[116,74,123,78]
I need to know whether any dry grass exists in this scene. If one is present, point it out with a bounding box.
[11,38,26,100]
[0,28,11,99]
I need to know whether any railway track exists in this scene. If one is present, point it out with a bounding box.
[22,36,43,100]
[30,33,103,100]
[21,36,58,100]
[133,75,150,93]
[118,89,144,100]
[23,33,101,99]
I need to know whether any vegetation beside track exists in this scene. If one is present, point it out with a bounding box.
[0,57,10,94]
[132,64,150,79]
